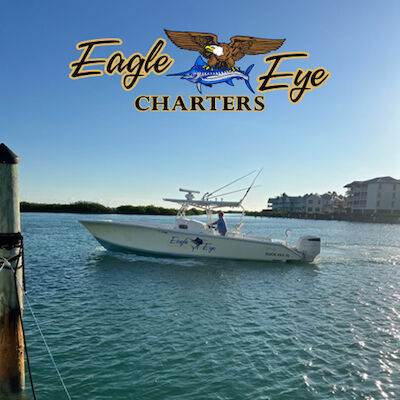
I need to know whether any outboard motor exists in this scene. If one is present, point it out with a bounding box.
[296,236,321,261]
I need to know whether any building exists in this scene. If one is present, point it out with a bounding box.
[268,192,344,214]
[305,194,322,213]
[321,192,346,213]
[268,193,305,213]
[344,176,400,214]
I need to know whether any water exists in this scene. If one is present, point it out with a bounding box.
[10,213,400,399]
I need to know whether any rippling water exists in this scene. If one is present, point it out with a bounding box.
[10,213,400,399]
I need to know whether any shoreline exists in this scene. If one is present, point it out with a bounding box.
[20,202,400,224]
[246,210,400,224]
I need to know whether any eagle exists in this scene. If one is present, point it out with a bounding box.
[164,29,285,71]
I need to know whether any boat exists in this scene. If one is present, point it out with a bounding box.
[80,173,321,262]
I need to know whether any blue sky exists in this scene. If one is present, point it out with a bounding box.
[1,0,399,210]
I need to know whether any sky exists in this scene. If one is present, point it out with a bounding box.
[1,0,399,210]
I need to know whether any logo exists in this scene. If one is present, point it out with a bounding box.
[68,30,331,112]
[164,29,285,94]
[69,38,173,91]
[169,236,216,253]
[190,237,204,250]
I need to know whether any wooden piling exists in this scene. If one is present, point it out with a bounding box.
[0,143,25,392]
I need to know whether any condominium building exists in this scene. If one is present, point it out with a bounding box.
[321,192,346,213]
[268,192,345,213]
[305,194,322,213]
[267,194,305,213]
[344,176,400,213]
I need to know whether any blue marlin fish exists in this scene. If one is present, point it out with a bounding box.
[167,56,255,94]
[190,237,203,250]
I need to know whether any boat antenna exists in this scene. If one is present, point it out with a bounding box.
[239,168,263,204]
[205,170,257,199]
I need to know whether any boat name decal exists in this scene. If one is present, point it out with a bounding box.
[169,236,216,254]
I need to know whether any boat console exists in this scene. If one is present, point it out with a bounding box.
[175,217,211,234]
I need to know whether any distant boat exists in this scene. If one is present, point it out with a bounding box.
[80,172,321,262]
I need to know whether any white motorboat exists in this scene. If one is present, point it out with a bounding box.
[80,173,321,262]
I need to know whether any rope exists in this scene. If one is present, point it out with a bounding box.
[1,254,73,400]
[21,286,73,400]
[0,257,7,272]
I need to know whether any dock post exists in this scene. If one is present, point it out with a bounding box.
[0,143,25,393]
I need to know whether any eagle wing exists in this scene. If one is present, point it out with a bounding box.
[164,29,218,58]
[229,36,285,61]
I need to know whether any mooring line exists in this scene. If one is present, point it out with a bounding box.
[22,289,73,400]
[1,256,73,400]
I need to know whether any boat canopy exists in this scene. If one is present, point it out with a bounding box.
[163,169,262,214]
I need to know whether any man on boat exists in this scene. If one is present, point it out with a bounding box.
[210,211,227,236]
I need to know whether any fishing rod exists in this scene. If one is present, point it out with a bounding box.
[204,170,257,200]
[210,185,261,199]
[239,168,263,204]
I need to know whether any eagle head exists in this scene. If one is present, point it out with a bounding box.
[205,44,224,57]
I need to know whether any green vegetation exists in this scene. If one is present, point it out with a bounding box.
[20,201,203,216]
[18,202,400,223]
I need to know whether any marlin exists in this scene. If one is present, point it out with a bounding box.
[167,56,255,94]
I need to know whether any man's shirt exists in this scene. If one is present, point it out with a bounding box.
[216,217,227,236]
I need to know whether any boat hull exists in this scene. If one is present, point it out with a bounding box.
[80,220,307,262]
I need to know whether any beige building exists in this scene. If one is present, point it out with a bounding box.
[344,177,400,213]
[305,194,322,213]
[268,192,345,214]
[321,192,346,213]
